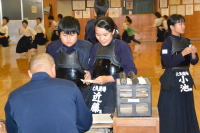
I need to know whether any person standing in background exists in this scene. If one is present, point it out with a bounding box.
[121,16,129,41]
[0,16,9,47]
[151,12,164,42]
[158,14,199,133]
[48,16,59,41]
[16,20,36,54]
[159,15,168,36]
[32,17,47,54]
[53,14,63,40]
[162,15,168,31]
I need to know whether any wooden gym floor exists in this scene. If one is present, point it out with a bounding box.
[0,41,200,125]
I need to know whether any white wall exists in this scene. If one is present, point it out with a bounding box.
[57,1,72,17]
[0,0,44,44]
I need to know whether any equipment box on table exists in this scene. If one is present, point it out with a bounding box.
[116,78,152,117]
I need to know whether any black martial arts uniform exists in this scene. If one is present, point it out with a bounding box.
[158,35,199,133]
[5,72,92,133]
[87,39,137,114]
[46,39,92,99]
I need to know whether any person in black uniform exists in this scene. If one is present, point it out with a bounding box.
[5,53,92,133]
[158,14,199,133]
[84,17,137,114]
[46,16,92,100]
[0,16,9,47]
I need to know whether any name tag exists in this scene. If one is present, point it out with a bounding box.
[128,99,139,102]
[162,49,168,54]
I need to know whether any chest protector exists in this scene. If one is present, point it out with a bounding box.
[56,50,85,88]
[93,43,123,78]
[162,37,190,69]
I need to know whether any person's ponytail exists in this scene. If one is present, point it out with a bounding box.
[113,30,121,39]
[164,14,185,41]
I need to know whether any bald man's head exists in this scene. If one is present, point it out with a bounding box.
[28,53,56,78]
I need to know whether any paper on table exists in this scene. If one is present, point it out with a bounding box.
[126,77,147,84]
[138,77,147,84]
[92,114,113,124]
[80,79,93,83]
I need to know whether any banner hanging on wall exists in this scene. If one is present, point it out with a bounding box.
[83,8,90,18]
[161,8,169,16]
[186,5,193,15]
[177,5,185,16]
[31,6,37,13]
[75,11,82,18]
[126,0,133,9]
[109,10,119,17]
